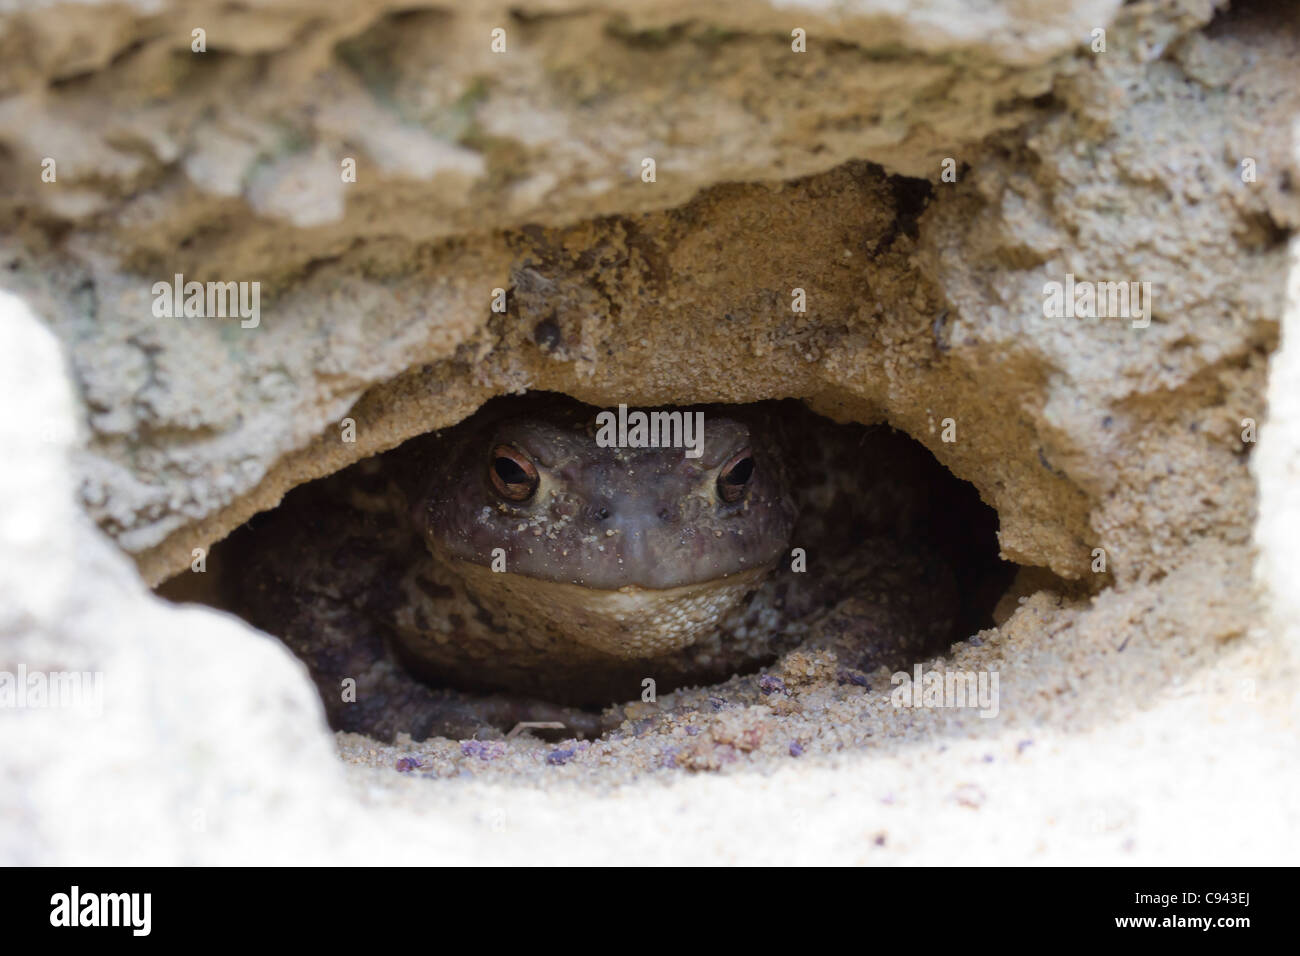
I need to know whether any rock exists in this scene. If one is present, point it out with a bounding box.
[1,0,1298,865]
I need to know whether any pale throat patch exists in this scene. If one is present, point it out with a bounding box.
[444,559,775,658]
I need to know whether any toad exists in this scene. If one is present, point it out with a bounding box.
[222,395,972,740]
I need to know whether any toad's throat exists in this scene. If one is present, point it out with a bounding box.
[442,558,775,658]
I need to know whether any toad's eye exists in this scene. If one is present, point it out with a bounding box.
[489,444,539,502]
[717,448,755,504]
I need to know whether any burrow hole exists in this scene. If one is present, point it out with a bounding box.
[159,395,1020,742]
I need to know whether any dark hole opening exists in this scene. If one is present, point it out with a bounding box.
[158,393,1017,743]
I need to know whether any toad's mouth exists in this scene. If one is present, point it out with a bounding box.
[439,558,777,658]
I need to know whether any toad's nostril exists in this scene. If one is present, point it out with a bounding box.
[657,508,673,521]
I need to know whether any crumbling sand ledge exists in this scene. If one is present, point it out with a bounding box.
[1,0,1298,864]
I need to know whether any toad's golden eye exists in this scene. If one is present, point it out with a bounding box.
[717,448,754,504]
[489,444,539,502]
